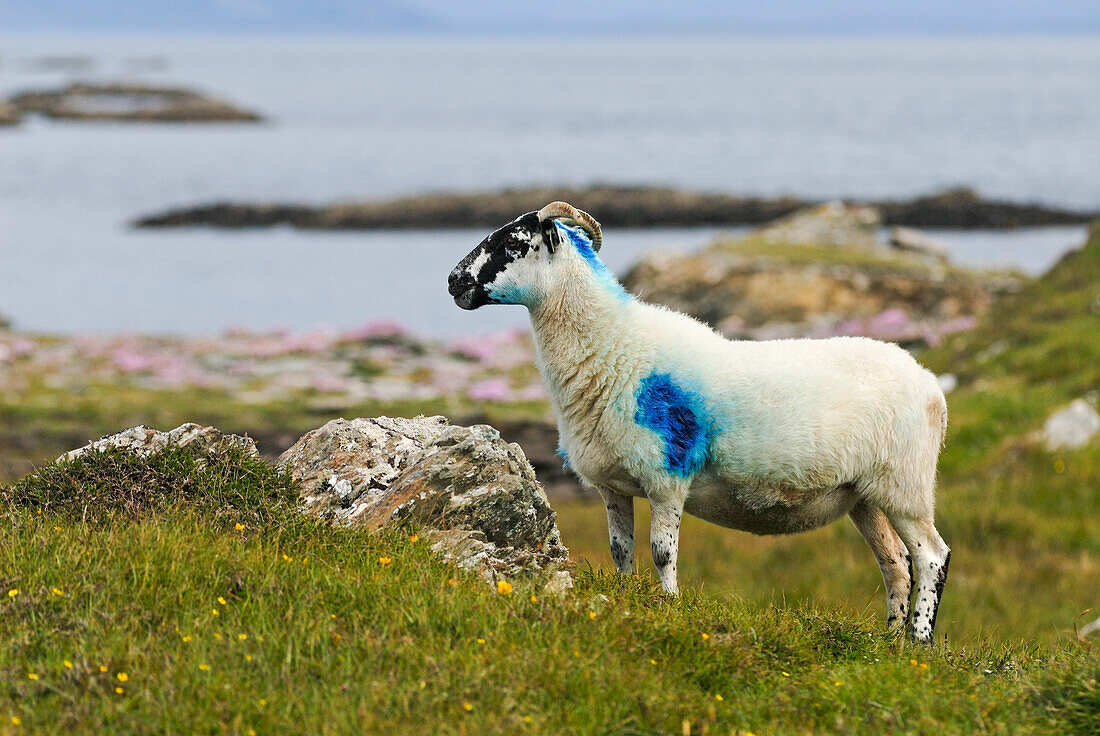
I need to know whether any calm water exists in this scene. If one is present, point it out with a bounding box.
[1,34,1097,336]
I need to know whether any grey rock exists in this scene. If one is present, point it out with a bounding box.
[278,416,572,586]
[1040,399,1100,451]
[754,201,882,250]
[889,226,950,263]
[59,423,258,462]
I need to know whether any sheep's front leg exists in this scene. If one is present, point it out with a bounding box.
[649,497,684,595]
[603,491,635,574]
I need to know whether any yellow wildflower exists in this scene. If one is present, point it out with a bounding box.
[410,534,419,542]
[714,694,723,701]
[245,655,253,662]
[379,556,392,566]
[182,636,193,642]
[114,687,124,695]
[588,611,598,619]
[235,523,245,531]
[920,663,929,670]
[529,594,538,603]
[701,633,710,640]
[282,554,292,562]
[98,665,108,673]
[476,638,485,645]
[26,673,38,681]
[63,660,72,669]
[51,588,63,596]
[496,580,513,595]
[116,673,129,682]
[7,589,18,598]
[53,526,61,531]
[523,715,532,724]
[213,633,223,640]
[248,730,257,736]
[649,659,657,665]
[11,716,20,725]
[198,664,211,671]
[447,578,456,586]
[258,699,267,707]
[212,608,220,616]
[238,633,248,640]
[910,658,919,666]
[462,702,473,712]
[781,671,790,677]
[217,597,227,605]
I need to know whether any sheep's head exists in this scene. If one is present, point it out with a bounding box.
[448,201,603,310]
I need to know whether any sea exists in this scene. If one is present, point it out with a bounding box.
[1,34,1097,337]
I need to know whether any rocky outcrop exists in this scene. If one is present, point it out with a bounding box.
[622,202,1022,346]
[132,185,1096,230]
[59,423,258,462]
[278,416,572,588]
[1039,399,1100,451]
[0,102,21,126]
[10,83,261,123]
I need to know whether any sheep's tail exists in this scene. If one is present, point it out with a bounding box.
[928,392,948,448]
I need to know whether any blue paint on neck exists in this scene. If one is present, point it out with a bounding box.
[554,221,631,303]
[634,372,711,477]
[556,446,572,471]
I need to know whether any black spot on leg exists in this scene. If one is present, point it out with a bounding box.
[652,541,671,569]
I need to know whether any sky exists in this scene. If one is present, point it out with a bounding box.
[2,0,1099,35]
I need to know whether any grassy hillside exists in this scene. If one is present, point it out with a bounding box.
[1,447,1096,735]
[2,226,1099,733]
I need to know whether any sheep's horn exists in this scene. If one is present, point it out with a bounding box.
[537,201,603,252]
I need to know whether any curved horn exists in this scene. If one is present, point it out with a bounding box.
[537,201,603,252]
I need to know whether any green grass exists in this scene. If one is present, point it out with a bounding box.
[0,447,1095,734]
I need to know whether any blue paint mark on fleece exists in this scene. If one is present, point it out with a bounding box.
[634,372,711,477]
[556,446,572,471]
[554,221,631,302]
[487,284,532,306]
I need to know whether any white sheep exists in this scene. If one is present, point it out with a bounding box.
[448,202,951,643]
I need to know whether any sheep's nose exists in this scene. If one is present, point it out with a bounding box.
[448,268,472,297]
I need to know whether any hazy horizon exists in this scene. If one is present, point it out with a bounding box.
[2,0,1098,35]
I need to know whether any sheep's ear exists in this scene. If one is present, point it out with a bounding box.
[537,201,603,252]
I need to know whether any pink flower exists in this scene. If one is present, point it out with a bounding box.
[467,378,513,402]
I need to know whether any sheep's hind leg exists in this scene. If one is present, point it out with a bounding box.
[849,500,912,630]
[649,497,684,595]
[890,515,951,644]
[601,490,635,574]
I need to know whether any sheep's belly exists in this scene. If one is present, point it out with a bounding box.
[683,473,860,536]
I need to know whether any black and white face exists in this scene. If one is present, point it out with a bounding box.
[447,211,554,310]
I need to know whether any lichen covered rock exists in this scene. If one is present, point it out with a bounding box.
[60,423,258,462]
[278,416,572,587]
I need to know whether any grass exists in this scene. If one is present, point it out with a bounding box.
[2,226,1100,732]
[0,447,1094,734]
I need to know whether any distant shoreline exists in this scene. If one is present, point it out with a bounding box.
[134,186,1098,232]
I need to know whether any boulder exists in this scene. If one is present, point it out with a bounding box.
[10,83,261,123]
[59,423,258,462]
[278,416,572,588]
[1040,399,1100,451]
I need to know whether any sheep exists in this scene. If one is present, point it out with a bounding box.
[447,201,952,643]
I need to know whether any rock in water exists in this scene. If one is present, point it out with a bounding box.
[278,416,572,588]
[59,423,258,462]
[888,226,950,263]
[0,102,21,126]
[1040,399,1100,451]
